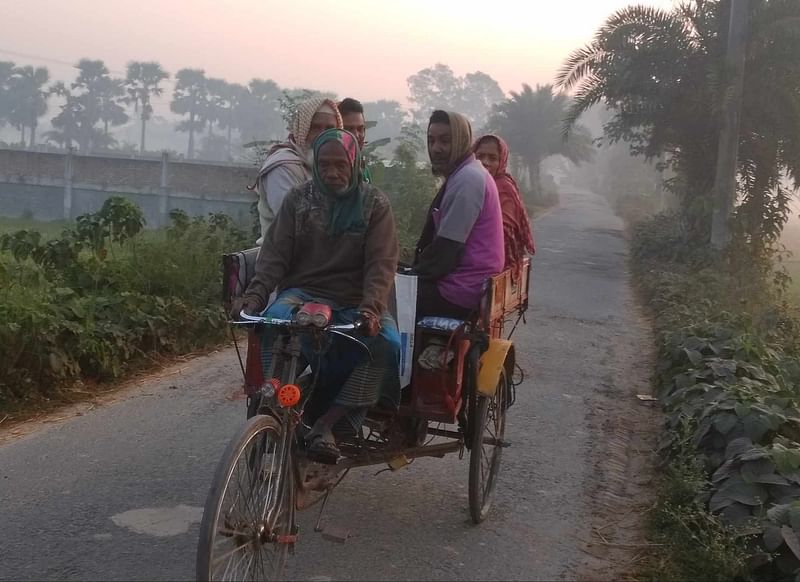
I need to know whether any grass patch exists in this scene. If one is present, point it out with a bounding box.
[0,216,72,239]
[642,459,753,582]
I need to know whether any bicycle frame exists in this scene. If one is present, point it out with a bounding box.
[229,310,500,495]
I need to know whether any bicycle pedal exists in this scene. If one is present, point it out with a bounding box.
[306,449,340,466]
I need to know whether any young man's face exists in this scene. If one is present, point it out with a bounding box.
[317,141,352,193]
[342,112,366,149]
[306,111,339,150]
[427,122,452,176]
[475,138,501,176]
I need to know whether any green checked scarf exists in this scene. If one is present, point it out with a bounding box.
[312,129,366,236]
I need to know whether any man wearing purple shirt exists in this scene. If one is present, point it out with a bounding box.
[414,110,505,319]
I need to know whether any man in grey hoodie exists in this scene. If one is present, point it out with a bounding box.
[254,97,342,245]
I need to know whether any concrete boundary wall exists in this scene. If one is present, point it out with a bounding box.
[0,148,259,227]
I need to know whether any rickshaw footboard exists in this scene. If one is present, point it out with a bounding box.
[338,441,462,469]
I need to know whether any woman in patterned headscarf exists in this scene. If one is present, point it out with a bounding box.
[473,134,535,270]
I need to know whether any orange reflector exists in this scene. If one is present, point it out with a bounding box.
[277,384,301,407]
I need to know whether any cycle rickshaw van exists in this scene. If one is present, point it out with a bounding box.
[202,254,531,581]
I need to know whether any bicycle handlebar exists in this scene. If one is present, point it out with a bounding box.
[231,310,361,332]
[231,310,372,359]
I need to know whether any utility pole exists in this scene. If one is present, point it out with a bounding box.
[710,0,749,249]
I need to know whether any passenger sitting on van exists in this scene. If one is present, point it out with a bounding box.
[232,129,400,461]
[473,134,535,271]
[252,98,342,246]
[414,110,504,320]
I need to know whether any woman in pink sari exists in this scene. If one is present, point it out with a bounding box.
[473,134,535,270]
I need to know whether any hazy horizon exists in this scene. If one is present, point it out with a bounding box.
[1,0,675,106]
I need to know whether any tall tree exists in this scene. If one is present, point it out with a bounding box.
[461,72,505,130]
[0,61,15,130]
[363,100,407,142]
[70,59,128,150]
[170,68,207,158]
[204,77,229,138]
[407,64,462,123]
[407,64,504,128]
[97,78,128,138]
[488,84,593,200]
[44,61,125,152]
[7,65,49,147]
[45,81,82,149]
[557,0,800,248]
[217,82,246,160]
[125,61,169,153]
[236,78,283,144]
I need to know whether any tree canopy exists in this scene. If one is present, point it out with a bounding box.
[407,63,504,129]
[558,0,800,248]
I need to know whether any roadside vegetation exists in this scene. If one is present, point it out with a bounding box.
[632,213,800,580]
[560,0,800,578]
[0,197,250,413]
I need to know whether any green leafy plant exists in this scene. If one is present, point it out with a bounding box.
[0,202,247,410]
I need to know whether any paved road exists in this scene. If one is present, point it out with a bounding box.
[0,188,642,581]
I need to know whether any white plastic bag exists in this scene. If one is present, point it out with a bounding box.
[394,273,418,388]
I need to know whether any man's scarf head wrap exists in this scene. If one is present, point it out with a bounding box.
[428,110,473,172]
[290,98,343,152]
[311,128,366,236]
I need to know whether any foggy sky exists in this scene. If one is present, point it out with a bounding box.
[1,0,674,105]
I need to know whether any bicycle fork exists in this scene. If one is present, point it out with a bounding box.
[274,336,303,551]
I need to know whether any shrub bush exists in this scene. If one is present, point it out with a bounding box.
[0,200,249,409]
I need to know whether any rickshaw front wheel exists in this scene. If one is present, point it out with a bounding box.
[196,415,296,581]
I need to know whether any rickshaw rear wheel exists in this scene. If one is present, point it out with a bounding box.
[468,367,509,524]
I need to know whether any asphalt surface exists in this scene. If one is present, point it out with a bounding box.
[0,188,640,581]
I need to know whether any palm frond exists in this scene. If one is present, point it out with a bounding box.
[561,76,605,136]
[556,44,604,91]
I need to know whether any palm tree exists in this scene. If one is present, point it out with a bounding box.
[0,61,15,130]
[45,81,81,150]
[98,78,128,139]
[217,82,246,160]
[488,84,593,200]
[204,77,230,138]
[171,68,207,159]
[125,61,169,154]
[7,65,49,147]
[236,78,283,143]
[70,59,128,151]
[557,0,800,246]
